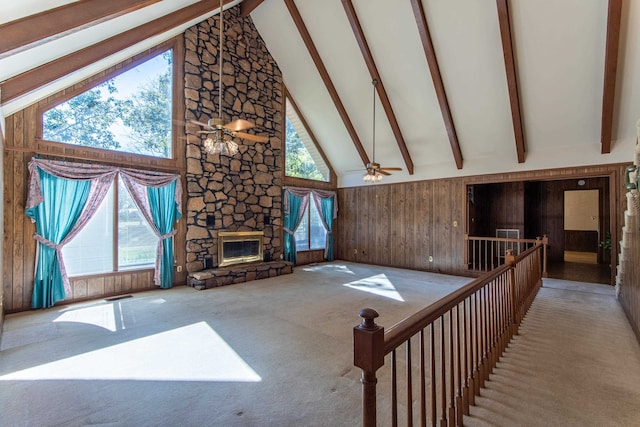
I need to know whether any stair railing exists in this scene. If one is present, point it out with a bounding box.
[464,234,548,276]
[353,240,545,427]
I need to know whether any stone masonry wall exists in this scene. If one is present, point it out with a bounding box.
[184,7,284,273]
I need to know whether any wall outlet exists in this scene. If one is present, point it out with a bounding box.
[176,265,183,272]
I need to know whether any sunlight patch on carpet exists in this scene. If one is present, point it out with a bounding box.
[0,322,261,382]
[55,303,118,332]
[343,274,404,301]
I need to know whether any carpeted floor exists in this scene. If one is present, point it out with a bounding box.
[1,263,639,426]
[465,278,640,426]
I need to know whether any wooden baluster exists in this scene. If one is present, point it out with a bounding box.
[430,323,436,427]
[505,250,518,337]
[407,339,413,427]
[392,349,398,427]
[464,298,473,408]
[455,305,463,426]
[448,312,455,426]
[354,308,385,427]
[440,317,447,427]
[542,234,549,278]
[420,330,426,427]
[473,291,481,396]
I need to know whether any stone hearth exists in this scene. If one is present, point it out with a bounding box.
[188,260,293,290]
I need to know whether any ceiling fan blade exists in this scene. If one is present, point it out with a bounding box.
[379,170,392,176]
[225,119,254,132]
[190,119,212,128]
[380,167,402,171]
[234,132,268,142]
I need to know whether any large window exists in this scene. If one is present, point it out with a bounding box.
[62,175,158,276]
[43,49,173,158]
[285,99,330,182]
[294,201,326,251]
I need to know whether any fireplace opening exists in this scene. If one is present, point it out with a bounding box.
[218,231,264,267]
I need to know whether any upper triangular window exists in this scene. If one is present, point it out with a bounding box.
[285,98,329,182]
[42,49,173,158]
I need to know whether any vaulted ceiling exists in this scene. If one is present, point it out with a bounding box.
[1,0,639,187]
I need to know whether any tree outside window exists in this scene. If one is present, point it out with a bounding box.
[43,50,173,158]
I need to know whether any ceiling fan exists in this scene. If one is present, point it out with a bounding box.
[191,0,268,156]
[364,79,402,182]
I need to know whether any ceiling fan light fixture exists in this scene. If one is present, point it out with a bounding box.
[204,133,239,156]
[363,170,382,183]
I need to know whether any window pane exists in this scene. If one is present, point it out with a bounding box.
[309,202,327,250]
[62,184,115,276]
[285,115,328,181]
[43,50,173,158]
[294,207,310,251]
[118,178,158,269]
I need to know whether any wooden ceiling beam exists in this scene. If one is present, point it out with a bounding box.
[240,0,265,17]
[283,0,370,166]
[600,0,622,154]
[0,0,233,105]
[342,0,415,175]
[0,0,161,59]
[496,0,526,163]
[410,0,463,170]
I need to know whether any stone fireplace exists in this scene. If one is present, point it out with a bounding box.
[184,6,286,279]
[218,231,264,267]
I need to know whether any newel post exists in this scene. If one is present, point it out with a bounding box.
[542,234,549,278]
[505,249,519,336]
[354,308,385,427]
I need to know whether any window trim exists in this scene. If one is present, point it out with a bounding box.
[35,37,183,167]
[294,201,326,253]
[283,87,337,185]
[62,172,159,278]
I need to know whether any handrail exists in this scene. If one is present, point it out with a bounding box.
[465,234,548,276]
[354,240,546,426]
[384,262,511,354]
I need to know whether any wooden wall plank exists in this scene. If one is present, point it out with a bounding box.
[3,116,15,308]
[12,111,26,309]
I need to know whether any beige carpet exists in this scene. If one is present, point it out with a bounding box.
[0,261,470,426]
[1,264,639,426]
[465,278,640,427]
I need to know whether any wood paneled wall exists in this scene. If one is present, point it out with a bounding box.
[337,179,466,275]
[337,164,627,280]
[3,38,187,312]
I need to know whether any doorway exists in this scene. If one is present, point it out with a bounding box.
[466,177,612,285]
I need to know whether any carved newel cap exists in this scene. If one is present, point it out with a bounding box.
[358,308,380,330]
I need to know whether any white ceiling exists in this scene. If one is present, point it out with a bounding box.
[2,0,639,188]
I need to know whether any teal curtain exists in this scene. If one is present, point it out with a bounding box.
[25,169,90,308]
[318,195,335,261]
[148,180,182,289]
[283,191,308,265]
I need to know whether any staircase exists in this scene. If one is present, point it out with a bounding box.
[464,278,640,426]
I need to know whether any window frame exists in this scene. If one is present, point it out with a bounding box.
[35,38,183,168]
[61,172,160,278]
[294,201,327,253]
[283,87,337,188]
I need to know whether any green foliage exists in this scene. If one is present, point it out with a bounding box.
[285,119,324,181]
[42,51,172,157]
[43,80,125,150]
[122,70,172,157]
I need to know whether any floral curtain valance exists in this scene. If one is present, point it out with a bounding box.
[27,158,183,215]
